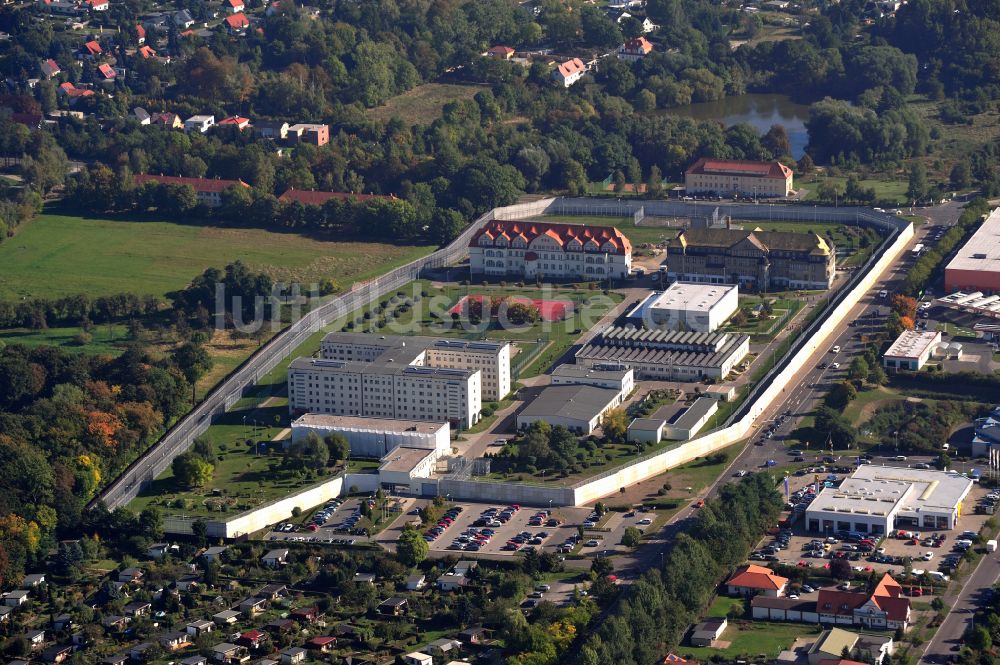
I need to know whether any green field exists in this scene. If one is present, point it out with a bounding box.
[368,83,485,125]
[0,325,130,354]
[800,176,909,205]
[0,213,435,300]
[680,620,822,660]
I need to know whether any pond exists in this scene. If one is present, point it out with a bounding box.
[663,93,811,159]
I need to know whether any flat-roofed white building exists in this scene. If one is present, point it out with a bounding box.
[944,207,1000,293]
[550,363,634,395]
[883,330,942,371]
[805,466,974,535]
[378,447,439,489]
[288,358,481,429]
[627,282,739,332]
[663,397,718,440]
[290,414,451,458]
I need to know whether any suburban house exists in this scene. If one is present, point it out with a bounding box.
[138,45,158,59]
[133,107,151,124]
[0,606,12,622]
[305,636,337,652]
[487,45,514,59]
[133,174,250,208]
[152,112,182,128]
[426,638,461,656]
[218,116,250,130]
[41,645,74,663]
[130,643,154,662]
[103,654,129,665]
[225,0,244,12]
[147,543,171,559]
[266,619,294,636]
[40,59,61,78]
[254,120,289,140]
[135,24,145,43]
[82,40,102,57]
[726,564,789,598]
[279,647,306,665]
[618,36,654,62]
[96,63,116,80]
[101,616,131,631]
[689,617,727,647]
[552,58,586,87]
[212,610,241,626]
[201,546,228,563]
[287,123,330,146]
[402,654,433,665]
[160,632,191,652]
[58,82,95,101]
[290,606,319,623]
[377,597,409,617]
[353,572,377,585]
[184,115,215,133]
[237,630,265,650]
[85,0,108,10]
[20,575,44,588]
[4,590,30,607]
[25,629,46,648]
[211,643,249,665]
[224,12,250,34]
[405,574,426,591]
[174,9,195,27]
[238,597,267,617]
[123,601,152,617]
[261,549,288,568]
[118,568,144,584]
[752,575,911,632]
[256,584,287,600]
[186,620,214,637]
[182,657,207,665]
[52,614,73,631]
[806,628,894,665]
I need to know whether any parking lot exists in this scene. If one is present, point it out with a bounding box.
[264,497,373,545]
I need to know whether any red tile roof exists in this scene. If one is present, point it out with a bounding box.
[556,58,586,79]
[239,630,263,641]
[138,45,156,58]
[818,660,870,665]
[59,82,95,98]
[306,637,336,647]
[97,63,116,79]
[135,24,145,39]
[277,188,393,206]
[225,12,249,29]
[134,174,250,192]
[488,46,515,56]
[86,0,108,7]
[727,564,788,591]
[872,573,903,599]
[686,158,792,180]
[218,116,250,127]
[664,654,699,665]
[622,36,653,54]
[816,589,867,617]
[471,219,632,255]
[84,40,103,55]
[227,0,244,6]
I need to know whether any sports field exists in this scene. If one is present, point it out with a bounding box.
[0,213,435,300]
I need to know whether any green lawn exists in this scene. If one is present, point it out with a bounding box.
[800,176,909,205]
[535,214,681,246]
[0,325,130,354]
[368,83,485,124]
[0,213,435,300]
[680,620,822,660]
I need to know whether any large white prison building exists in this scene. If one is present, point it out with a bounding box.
[290,414,451,459]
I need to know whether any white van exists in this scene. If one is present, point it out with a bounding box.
[879,290,888,298]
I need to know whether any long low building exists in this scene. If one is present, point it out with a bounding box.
[290,414,451,458]
[944,207,1000,293]
[663,397,719,440]
[626,282,739,332]
[575,326,750,381]
[882,330,944,371]
[805,466,974,534]
[516,385,623,434]
[550,363,634,394]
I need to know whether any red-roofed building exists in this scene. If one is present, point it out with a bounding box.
[58,82,95,101]
[137,45,156,59]
[151,112,183,129]
[470,219,633,280]
[224,12,250,33]
[83,40,103,57]
[487,46,515,59]
[218,116,250,130]
[86,0,109,11]
[97,63,116,80]
[552,57,586,87]
[277,188,393,206]
[225,0,244,12]
[236,630,264,649]
[133,174,250,207]
[305,637,336,652]
[135,24,145,44]
[816,575,910,631]
[664,655,698,665]
[618,36,654,62]
[726,564,789,598]
[685,157,794,197]
[40,58,61,79]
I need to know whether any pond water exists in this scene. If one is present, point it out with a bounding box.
[663,93,811,159]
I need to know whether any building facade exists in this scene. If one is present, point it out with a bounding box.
[685,158,793,197]
[666,228,836,291]
[944,207,1000,293]
[290,414,451,458]
[132,174,250,207]
[882,330,942,371]
[469,219,632,281]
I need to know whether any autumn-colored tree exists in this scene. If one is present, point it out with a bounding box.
[890,294,917,320]
[900,315,915,330]
[86,410,124,448]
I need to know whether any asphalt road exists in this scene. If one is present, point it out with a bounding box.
[920,553,1000,663]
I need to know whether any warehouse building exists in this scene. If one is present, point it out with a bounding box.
[882,330,944,371]
[575,326,750,381]
[550,363,634,395]
[684,158,794,197]
[944,207,1000,293]
[665,228,835,291]
[516,385,623,434]
[290,414,451,458]
[469,219,632,280]
[663,397,719,440]
[319,333,511,401]
[627,282,739,332]
[805,466,974,535]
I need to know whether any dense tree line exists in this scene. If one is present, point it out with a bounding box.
[900,199,989,296]
[571,473,783,664]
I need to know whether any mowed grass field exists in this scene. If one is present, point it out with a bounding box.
[0,213,435,300]
[368,83,486,124]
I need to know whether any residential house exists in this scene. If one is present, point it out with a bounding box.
[4,590,30,607]
[211,644,249,665]
[238,597,267,617]
[135,24,145,43]
[130,643,154,662]
[224,12,250,34]
[102,616,131,631]
[176,575,201,592]
[237,630,265,650]
[133,107,151,124]
[85,0,109,10]
[182,656,207,665]
[26,630,46,649]
[187,619,215,637]
[42,645,74,663]
[160,632,192,652]
[279,647,306,665]
[184,115,215,133]
[806,628,894,665]
[97,63,116,80]
[726,564,789,598]
[618,36,653,62]
[817,576,911,631]
[254,120,288,140]
[212,610,241,626]
[426,639,461,656]
[458,627,488,646]
[202,546,229,563]
[405,574,426,591]
[305,636,336,653]
[151,112,182,128]
[402,653,433,665]
[287,123,329,146]
[82,40,103,58]
[552,58,586,87]
[132,174,250,207]
[689,617,727,647]
[124,601,152,618]
[52,614,74,631]
[261,550,288,568]
[0,606,12,622]
[290,606,319,623]
[353,572,376,585]
[377,598,408,617]
[137,45,157,59]
[256,584,287,600]
[486,46,514,59]
[40,59,61,79]
[22,574,45,588]
[72,631,94,648]
[218,116,250,130]
[118,568,144,584]
[174,9,195,27]
[225,0,244,12]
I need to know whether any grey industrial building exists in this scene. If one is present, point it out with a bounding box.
[515,385,623,434]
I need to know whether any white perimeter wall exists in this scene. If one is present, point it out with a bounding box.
[570,220,915,505]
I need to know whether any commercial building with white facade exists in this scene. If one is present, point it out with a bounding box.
[319,333,511,402]
[575,326,750,381]
[626,282,739,332]
[805,466,974,535]
[550,363,634,395]
[288,358,482,429]
[882,330,943,371]
[469,219,632,281]
[516,385,623,434]
[290,414,450,459]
